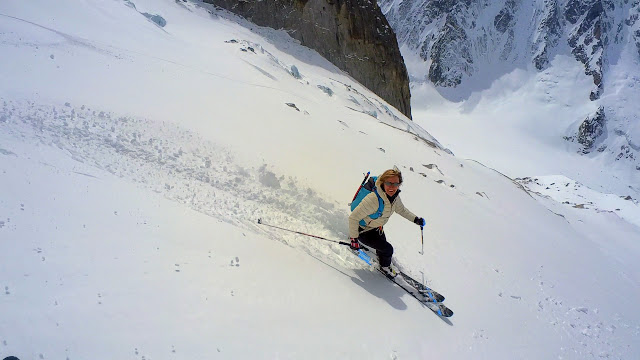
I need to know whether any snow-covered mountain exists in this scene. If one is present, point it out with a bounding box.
[1,0,640,359]
[379,0,638,97]
[379,0,640,193]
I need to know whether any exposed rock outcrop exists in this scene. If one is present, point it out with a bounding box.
[428,11,473,87]
[532,0,561,71]
[577,106,606,153]
[565,0,613,101]
[205,0,412,119]
[626,1,640,58]
[384,0,478,87]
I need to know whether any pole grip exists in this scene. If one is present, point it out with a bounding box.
[419,226,424,255]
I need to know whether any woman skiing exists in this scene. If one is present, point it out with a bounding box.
[349,168,425,277]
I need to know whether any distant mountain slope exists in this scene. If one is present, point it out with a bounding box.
[379,0,640,189]
[379,0,638,98]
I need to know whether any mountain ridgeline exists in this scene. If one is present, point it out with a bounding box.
[379,0,640,101]
[205,0,412,119]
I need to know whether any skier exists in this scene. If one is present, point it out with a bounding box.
[349,168,425,277]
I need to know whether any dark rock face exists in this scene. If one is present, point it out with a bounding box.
[205,0,412,119]
[532,0,561,71]
[394,0,477,87]
[494,0,516,34]
[565,0,614,101]
[428,13,473,86]
[637,28,640,58]
[577,106,606,153]
[626,3,640,58]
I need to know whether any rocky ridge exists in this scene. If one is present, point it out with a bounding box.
[205,0,412,119]
[379,0,639,101]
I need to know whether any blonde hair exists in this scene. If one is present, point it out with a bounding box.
[377,168,403,186]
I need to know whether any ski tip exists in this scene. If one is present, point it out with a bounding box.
[440,306,454,318]
[425,303,453,317]
[431,293,445,302]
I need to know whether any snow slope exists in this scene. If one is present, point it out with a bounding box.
[1,1,639,359]
[410,54,640,197]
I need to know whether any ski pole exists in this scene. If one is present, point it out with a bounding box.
[419,225,424,255]
[257,218,350,246]
[351,171,370,202]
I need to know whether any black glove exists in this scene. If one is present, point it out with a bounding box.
[414,217,425,227]
[350,238,360,250]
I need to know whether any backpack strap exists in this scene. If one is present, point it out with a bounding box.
[358,181,385,227]
[371,186,384,218]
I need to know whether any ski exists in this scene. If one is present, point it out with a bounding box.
[425,301,454,318]
[354,247,445,302]
[374,267,454,317]
[353,248,453,317]
[398,271,445,303]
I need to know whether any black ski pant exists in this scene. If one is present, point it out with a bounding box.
[358,227,393,267]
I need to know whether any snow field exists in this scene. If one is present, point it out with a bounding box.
[1,0,639,359]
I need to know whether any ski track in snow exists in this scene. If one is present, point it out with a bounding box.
[0,98,362,267]
[485,263,633,359]
[517,176,640,228]
[531,266,628,359]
